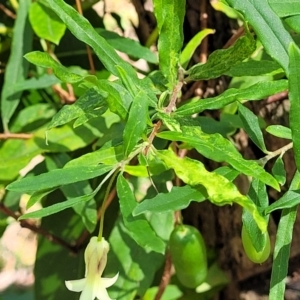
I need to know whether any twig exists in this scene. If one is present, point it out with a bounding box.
[259,142,293,166]
[223,26,245,49]
[164,81,184,113]
[0,3,16,18]
[0,132,33,140]
[266,91,288,104]
[154,251,173,300]
[0,202,77,253]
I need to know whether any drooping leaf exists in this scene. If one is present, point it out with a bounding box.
[153,0,185,87]
[156,149,267,232]
[269,0,300,17]
[272,156,286,186]
[288,43,300,172]
[47,88,108,129]
[157,127,279,190]
[7,164,113,193]
[238,103,267,153]
[266,125,292,139]
[176,80,288,116]
[186,27,256,81]
[123,91,148,157]
[1,0,32,131]
[29,2,66,45]
[226,0,293,74]
[116,174,166,254]
[24,51,85,83]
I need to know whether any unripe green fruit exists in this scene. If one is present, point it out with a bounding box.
[242,226,271,264]
[169,224,207,288]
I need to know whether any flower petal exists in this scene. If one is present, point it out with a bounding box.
[102,273,119,288]
[95,285,114,300]
[79,280,97,300]
[65,278,86,292]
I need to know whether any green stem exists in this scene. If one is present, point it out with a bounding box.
[98,169,119,241]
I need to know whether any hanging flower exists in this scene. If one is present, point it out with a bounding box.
[65,236,118,300]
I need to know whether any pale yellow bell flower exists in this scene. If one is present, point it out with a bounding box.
[65,237,118,300]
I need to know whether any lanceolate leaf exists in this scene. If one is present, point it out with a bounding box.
[156,150,267,232]
[186,27,256,81]
[288,43,300,172]
[269,0,300,17]
[157,126,279,190]
[266,125,292,140]
[226,0,293,74]
[154,0,185,87]
[238,103,267,153]
[123,91,148,157]
[117,174,166,254]
[176,80,288,116]
[272,157,286,186]
[6,164,113,193]
[1,0,32,131]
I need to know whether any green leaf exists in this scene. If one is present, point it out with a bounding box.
[226,0,293,74]
[288,43,300,172]
[269,0,300,17]
[123,91,148,157]
[157,126,280,190]
[284,14,300,32]
[19,192,95,220]
[1,0,32,131]
[133,185,206,215]
[24,51,84,83]
[266,125,292,139]
[225,59,283,77]
[156,149,267,232]
[154,0,185,87]
[27,189,55,209]
[176,80,288,116]
[116,174,166,254]
[47,88,108,129]
[186,27,256,81]
[96,28,158,64]
[238,103,267,152]
[272,156,286,186]
[106,218,164,299]
[7,164,113,193]
[29,2,66,45]
[180,29,215,69]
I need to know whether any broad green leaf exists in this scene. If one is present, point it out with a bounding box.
[176,80,288,116]
[24,51,84,83]
[269,0,300,17]
[1,0,32,131]
[116,174,166,254]
[265,190,300,214]
[29,2,66,45]
[133,185,206,215]
[154,0,185,87]
[47,88,108,129]
[272,156,286,186]
[242,179,268,252]
[238,103,267,152]
[106,218,164,299]
[7,164,113,193]
[157,126,280,190]
[11,74,61,94]
[19,193,95,220]
[226,0,293,74]
[288,43,300,172]
[266,125,292,139]
[225,59,283,77]
[96,28,158,64]
[186,27,256,81]
[180,29,215,69]
[156,149,267,232]
[269,172,300,299]
[123,91,148,157]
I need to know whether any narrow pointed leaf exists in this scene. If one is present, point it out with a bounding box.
[238,103,267,153]
[157,126,279,190]
[226,0,293,74]
[266,125,292,139]
[117,174,166,254]
[272,157,286,186]
[176,80,288,116]
[269,0,300,17]
[288,43,300,172]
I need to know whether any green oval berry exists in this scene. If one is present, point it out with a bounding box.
[242,226,271,264]
[169,224,207,288]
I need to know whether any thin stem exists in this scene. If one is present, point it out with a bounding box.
[259,142,293,166]
[0,132,33,139]
[98,170,119,241]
